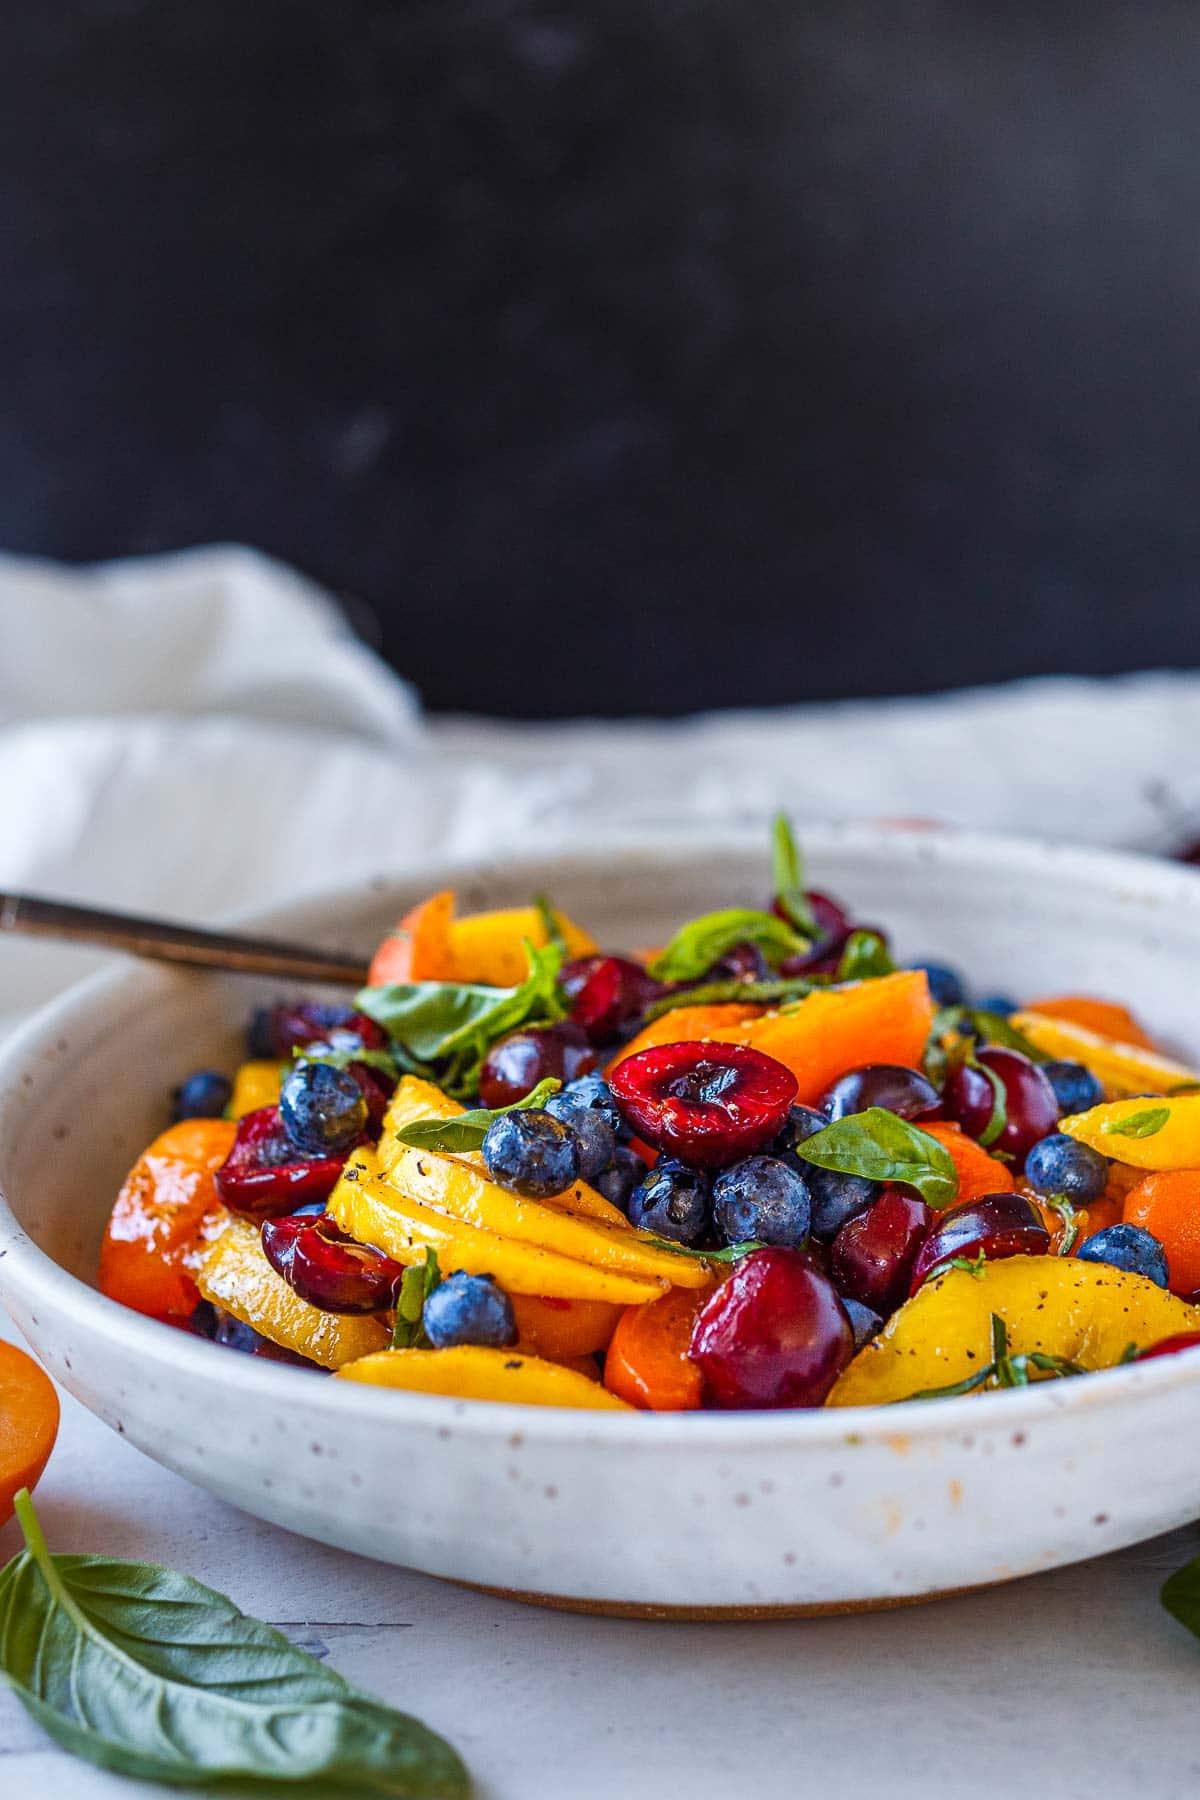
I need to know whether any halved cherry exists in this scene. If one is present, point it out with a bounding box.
[907,1192,1051,1294]
[261,1213,404,1312]
[610,1041,798,1169]
[214,1105,357,1219]
[249,1001,387,1058]
[562,956,665,1044]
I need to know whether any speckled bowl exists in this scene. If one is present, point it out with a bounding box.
[4,826,1200,1616]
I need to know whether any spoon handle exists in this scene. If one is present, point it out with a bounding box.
[0,892,371,986]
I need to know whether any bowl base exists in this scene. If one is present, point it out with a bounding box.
[455,1578,992,1619]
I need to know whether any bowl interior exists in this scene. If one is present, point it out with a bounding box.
[4,826,1200,1294]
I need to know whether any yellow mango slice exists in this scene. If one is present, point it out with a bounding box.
[827,1256,1200,1407]
[382,1076,630,1227]
[448,905,597,988]
[329,1153,667,1304]
[1010,1010,1200,1097]
[1058,1094,1200,1170]
[229,1060,285,1119]
[336,1344,632,1408]
[197,1217,390,1370]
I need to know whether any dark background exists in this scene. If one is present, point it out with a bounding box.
[3,2,1200,717]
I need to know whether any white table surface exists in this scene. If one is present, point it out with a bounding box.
[4,1311,1200,1799]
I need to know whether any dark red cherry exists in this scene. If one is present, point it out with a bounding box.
[248,1001,387,1058]
[478,1022,598,1108]
[907,1192,1051,1294]
[346,1061,393,1132]
[775,890,854,975]
[610,1041,798,1169]
[561,955,664,1044]
[830,1185,933,1315]
[261,1213,405,1312]
[688,1246,854,1408]
[214,1105,356,1219]
[942,1046,1059,1164]
[818,1063,941,1121]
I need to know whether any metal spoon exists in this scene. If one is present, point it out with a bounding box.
[0,892,371,986]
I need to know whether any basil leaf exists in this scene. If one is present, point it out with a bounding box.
[0,1491,467,1797]
[1163,1554,1200,1641]
[1042,1193,1080,1254]
[648,910,807,983]
[534,894,567,956]
[771,813,818,936]
[392,1248,442,1349]
[641,1236,764,1265]
[358,941,566,1099]
[974,1059,1008,1149]
[798,1108,959,1209]
[967,1008,1051,1063]
[835,930,895,983]
[921,1249,987,1285]
[1102,1106,1171,1140]
[397,1079,563,1153]
[644,975,816,1022]
[297,1043,402,1080]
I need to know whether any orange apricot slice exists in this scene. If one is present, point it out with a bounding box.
[99,1118,236,1321]
[0,1343,59,1524]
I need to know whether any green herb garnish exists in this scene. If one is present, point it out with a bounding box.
[835,930,896,983]
[1042,1193,1080,1255]
[647,909,809,984]
[392,1248,443,1349]
[534,894,567,955]
[396,1079,563,1153]
[909,1312,1086,1400]
[643,976,817,1021]
[0,1488,467,1796]
[770,812,819,937]
[921,1248,988,1285]
[798,1108,959,1210]
[974,1058,1009,1150]
[1101,1106,1171,1140]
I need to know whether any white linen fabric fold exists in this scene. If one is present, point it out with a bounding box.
[1,542,1198,1028]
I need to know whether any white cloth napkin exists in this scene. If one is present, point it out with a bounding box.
[2,543,1199,1028]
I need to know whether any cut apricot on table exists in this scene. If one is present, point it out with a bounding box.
[827,1256,1200,1406]
[0,1343,59,1524]
[1010,1009,1200,1097]
[604,1283,714,1411]
[99,1117,236,1321]
[613,970,933,1106]
[336,1344,633,1408]
[1123,1171,1200,1295]
[1024,995,1157,1051]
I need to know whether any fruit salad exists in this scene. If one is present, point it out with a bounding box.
[98,820,1200,1410]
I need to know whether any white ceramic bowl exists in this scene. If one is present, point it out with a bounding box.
[4,826,1200,1617]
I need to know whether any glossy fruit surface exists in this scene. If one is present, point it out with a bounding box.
[775,890,852,974]
[604,1285,711,1411]
[214,1105,351,1219]
[907,1192,1050,1293]
[481,1108,581,1198]
[208,1310,323,1368]
[942,1045,1059,1163]
[249,1001,385,1059]
[99,1118,236,1320]
[919,1121,1014,1204]
[544,1090,617,1181]
[1043,1059,1105,1115]
[592,1145,646,1214]
[279,1061,369,1155]
[1137,1331,1200,1361]
[627,1159,711,1245]
[841,1297,883,1350]
[689,1247,854,1408]
[1076,1223,1169,1288]
[478,1022,598,1108]
[772,1104,830,1158]
[423,1271,518,1349]
[553,1074,623,1135]
[819,1062,940,1122]
[805,1167,878,1242]
[1024,1132,1109,1203]
[172,1069,233,1121]
[260,1212,405,1312]
[1124,1170,1200,1294]
[712,1155,810,1248]
[562,955,663,1044]
[830,1185,933,1315]
[907,962,966,1007]
[610,1041,798,1168]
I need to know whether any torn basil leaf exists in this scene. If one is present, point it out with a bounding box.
[797,1107,959,1210]
[396,1079,563,1153]
[648,909,808,983]
[1101,1106,1170,1140]
[770,813,819,937]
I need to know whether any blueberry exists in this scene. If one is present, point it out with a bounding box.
[545,1091,617,1181]
[627,1159,710,1245]
[1023,1132,1108,1204]
[908,962,967,1007]
[712,1155,811,1248]
[772,1104,830,1158]
[1076,1223,1169,1288]
[841,1297,883,1350]
[805,1167,879,1241]
[976,994,1016,1018]
[591,1146,645,1214]
[422,1271,517,1348]
[1042,1060,1105,1115]
[556,1075,622,1136]
[482,1110,580,1198]
[172,1069,232,1120]
[279,1061,368,1155]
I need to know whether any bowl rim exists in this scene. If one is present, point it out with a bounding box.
[4,820,1200,1447]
